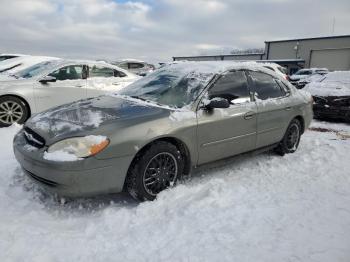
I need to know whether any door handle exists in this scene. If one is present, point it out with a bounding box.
[244,111,255,120]
[75,85,84,88]
[112,82,121,85]
[285,106,292,111]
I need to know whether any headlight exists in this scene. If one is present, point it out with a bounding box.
[47,136,109,158]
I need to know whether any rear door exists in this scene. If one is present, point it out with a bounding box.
[196,70,257,164]
[247,70,292,148]
[34,64,87,112]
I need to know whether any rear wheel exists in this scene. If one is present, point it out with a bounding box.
[126,141,184,201]
[275,119,302,156]
[0,96,29,127]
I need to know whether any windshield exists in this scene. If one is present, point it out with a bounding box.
[119,65,215,108]
[294,69,311,75]
[15,60,58,79]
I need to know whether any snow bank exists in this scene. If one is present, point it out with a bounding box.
[1,121,350,261]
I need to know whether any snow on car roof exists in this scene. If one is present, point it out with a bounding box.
[114,58,146,63]
[163,60,278,76]
[304,71,350,97]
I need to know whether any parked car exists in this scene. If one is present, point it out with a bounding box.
[0,56,59,78]
[289,68,329,86]
[0,60,138,127]
[304,71,350,122]
[0,53,26,62]
[295,73,327,89]
[261,63,288,80]
[13,61,313,201]
[112,59,155,76]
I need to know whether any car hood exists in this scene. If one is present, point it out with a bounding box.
[25,95,172,144]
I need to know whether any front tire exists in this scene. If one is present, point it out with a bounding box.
[126,141,184,201]
[275,119,302,156]
[0,96,29,127]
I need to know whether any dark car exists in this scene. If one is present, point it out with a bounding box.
[304,71,350,122]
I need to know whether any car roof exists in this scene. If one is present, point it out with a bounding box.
[163,61,280,77]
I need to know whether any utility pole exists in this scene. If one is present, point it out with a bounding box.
[332,17,336,35]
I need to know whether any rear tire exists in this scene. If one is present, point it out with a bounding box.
[0,96,29,127]
[126,141,184,201]
[275,119,302,156]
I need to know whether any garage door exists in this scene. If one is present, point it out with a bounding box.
[310,48,350,70]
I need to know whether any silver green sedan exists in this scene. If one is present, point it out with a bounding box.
[13,62,313,201]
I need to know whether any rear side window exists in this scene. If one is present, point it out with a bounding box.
[249,71,286,100]
[208,71,250,103]
[89,66,114,78]
[49,65,83,81]
[89,66,127,78]
[129,63,144,69]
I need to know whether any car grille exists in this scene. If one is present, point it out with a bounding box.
[25,169,59,187]
[23,127,46,148]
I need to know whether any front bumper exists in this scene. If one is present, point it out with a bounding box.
[13,129,134,198]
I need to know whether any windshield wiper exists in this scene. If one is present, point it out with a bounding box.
[130,95,148,101]
[129,95,165,107]
[9,74,19,79]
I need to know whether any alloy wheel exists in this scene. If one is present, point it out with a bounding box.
[286,123,300,151]
[0,101,24,125]
[143,152,178,196]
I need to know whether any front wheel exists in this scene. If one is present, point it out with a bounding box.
[0,96,29,127]
[275,119,302,156]
[126,141,184,201]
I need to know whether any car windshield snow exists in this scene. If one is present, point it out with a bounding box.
[119,65,215,108]
[14,60,58,79]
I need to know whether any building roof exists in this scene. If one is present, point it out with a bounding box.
[173,53,264,60]
[265,34,350,43]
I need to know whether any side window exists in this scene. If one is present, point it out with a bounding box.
[208,71,250,103]
[249,71,286,100]
[49,65,83,81]
[129,63,144,69]
[114,70,127,77]
[89,66,114,78]
[117,63,128,70]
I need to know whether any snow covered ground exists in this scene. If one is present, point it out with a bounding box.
[1,121,350,262]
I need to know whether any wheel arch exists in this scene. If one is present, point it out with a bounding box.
[124,136,192,188]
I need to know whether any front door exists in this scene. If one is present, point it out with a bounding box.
[34,64,87,112]
[197,70,257,165]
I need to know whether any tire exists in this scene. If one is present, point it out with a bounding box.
[126,141,184,201]
[275,119,302,156]
[0,96,29,127]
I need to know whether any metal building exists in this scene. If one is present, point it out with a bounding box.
[173,35,350,74]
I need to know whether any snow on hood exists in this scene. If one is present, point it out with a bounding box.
[0,56,59,75]
[27,98,119,135]
[304,71,350,97]
[25,95,170,140]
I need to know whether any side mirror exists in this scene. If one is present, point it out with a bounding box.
[39,76,56,84]
[203,97,230,110]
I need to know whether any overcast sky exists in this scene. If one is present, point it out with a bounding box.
[0,0,349,62]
